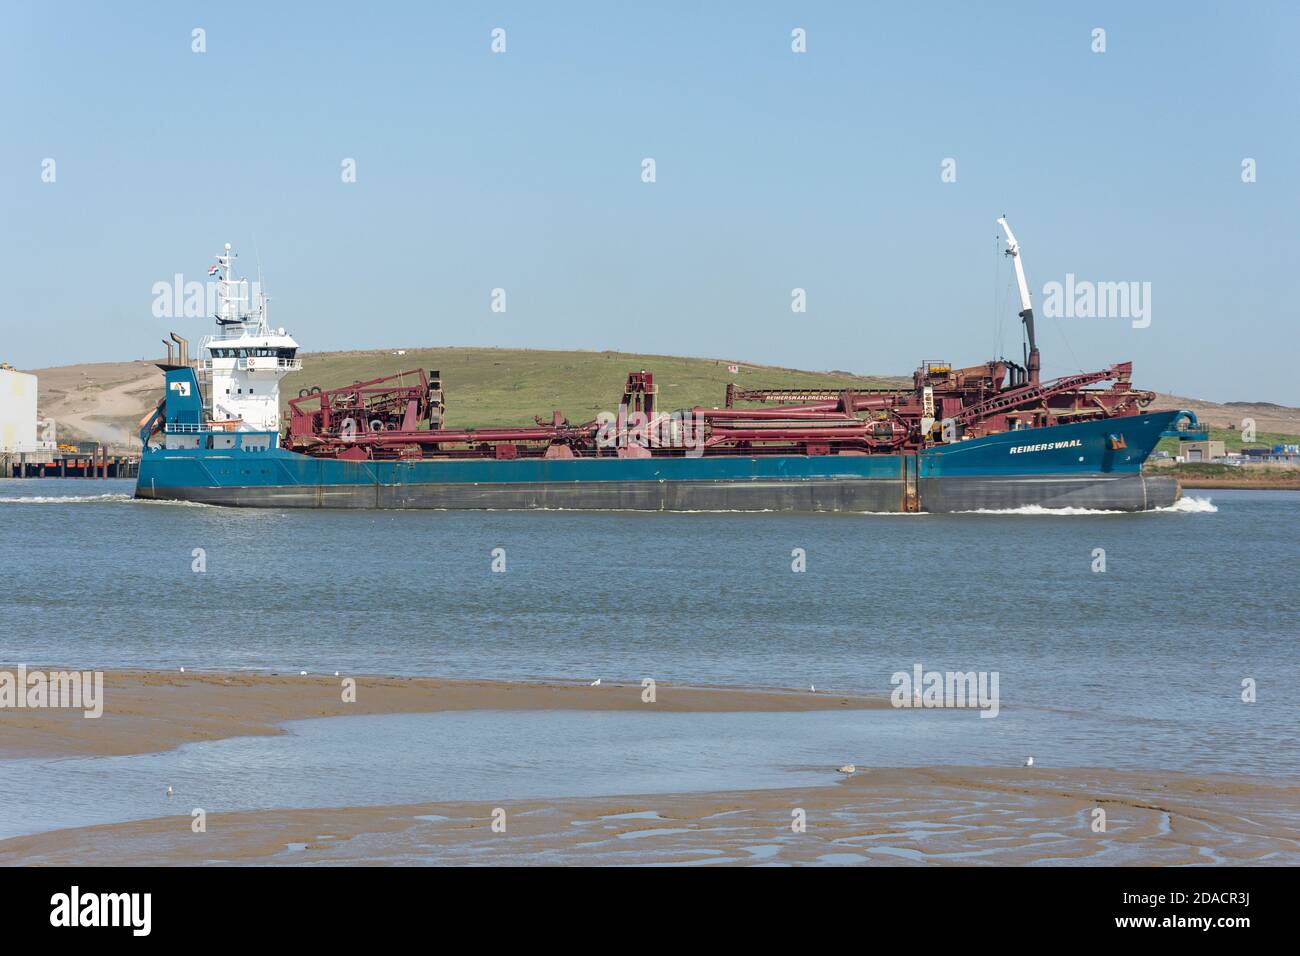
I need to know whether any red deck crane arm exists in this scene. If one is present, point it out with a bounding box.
[954,364,1133,426]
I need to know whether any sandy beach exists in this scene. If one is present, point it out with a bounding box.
[0,668,884,759]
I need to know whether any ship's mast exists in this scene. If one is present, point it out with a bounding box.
[214,242,268,334]
[216,243,242,327]
[996,216,1040,385]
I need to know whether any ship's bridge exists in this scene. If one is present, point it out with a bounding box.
[198,324,300,433]
[198,326,302,374]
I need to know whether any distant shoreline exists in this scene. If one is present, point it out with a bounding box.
[1146,461,1300,491]
[1165,466,1300,491]
[1180,478,1300,490]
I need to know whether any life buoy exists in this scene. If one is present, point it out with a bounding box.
[247,357,257,369]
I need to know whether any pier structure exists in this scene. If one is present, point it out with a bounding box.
[4,446,139,479]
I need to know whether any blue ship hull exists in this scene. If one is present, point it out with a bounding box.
[135,410,1183,512]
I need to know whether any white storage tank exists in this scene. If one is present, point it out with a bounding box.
[0,366,39,454]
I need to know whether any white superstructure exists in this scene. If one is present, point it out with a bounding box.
[196,243,301,432]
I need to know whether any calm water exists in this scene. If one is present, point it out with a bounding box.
[0,702,1268,841]
[1,478,1297,836]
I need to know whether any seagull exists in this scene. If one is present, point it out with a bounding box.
[334,671,340,677]
[837,764,856,774]
[1024,757,1034,768]
[590,678,601,687]
[809,684,815,693]
[300,670,307,676]
[166,785,173,796]
[179,667,185,673]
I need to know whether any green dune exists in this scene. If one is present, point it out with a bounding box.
[281,347,906,428]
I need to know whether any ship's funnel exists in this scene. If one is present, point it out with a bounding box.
[169,332,190,367]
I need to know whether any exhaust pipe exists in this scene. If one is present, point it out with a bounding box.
[169,332,189,367]
[162,338,175,364]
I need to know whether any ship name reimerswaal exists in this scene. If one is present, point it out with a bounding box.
[1008,439,1083,455]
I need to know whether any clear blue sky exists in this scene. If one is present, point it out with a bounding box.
[3,1,1297,403]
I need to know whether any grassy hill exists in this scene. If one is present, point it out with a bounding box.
[281,347,906,428]
[27,346,1300,454]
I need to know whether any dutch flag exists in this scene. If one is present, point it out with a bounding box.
[207,264,221,276]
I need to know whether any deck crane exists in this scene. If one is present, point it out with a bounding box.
[997,216,1041,386]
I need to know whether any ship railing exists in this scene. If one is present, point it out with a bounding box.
[197,357,303,372]
[164,423,206,433]
[198,326,273,346]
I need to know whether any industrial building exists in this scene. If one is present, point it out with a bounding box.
[1177,439,1225,463]
[1240,446,1300,465]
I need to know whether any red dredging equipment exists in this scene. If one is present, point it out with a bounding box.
[284,360,1155,463]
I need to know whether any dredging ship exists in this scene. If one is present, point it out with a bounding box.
[136,222,1198,512]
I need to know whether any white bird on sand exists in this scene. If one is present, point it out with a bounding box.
[590,678,601,687]
[300,670,307,676]
[334,671,340,677]
[1024,756,1035,767]
[837,764,856,774]
[179,667,185,673]
[166,785,173,796]
[810,684,815,693]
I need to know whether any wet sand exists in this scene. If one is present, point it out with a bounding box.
[0,668,884,758]
[3,669,1295,866]
[4,766,1296,866]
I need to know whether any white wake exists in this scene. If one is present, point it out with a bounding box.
[954,495,1217,516]
[1163,495,1218,513]
[0,493,213,507]
[0,493,134,504]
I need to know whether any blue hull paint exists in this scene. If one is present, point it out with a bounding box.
[136,410,1183,512]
